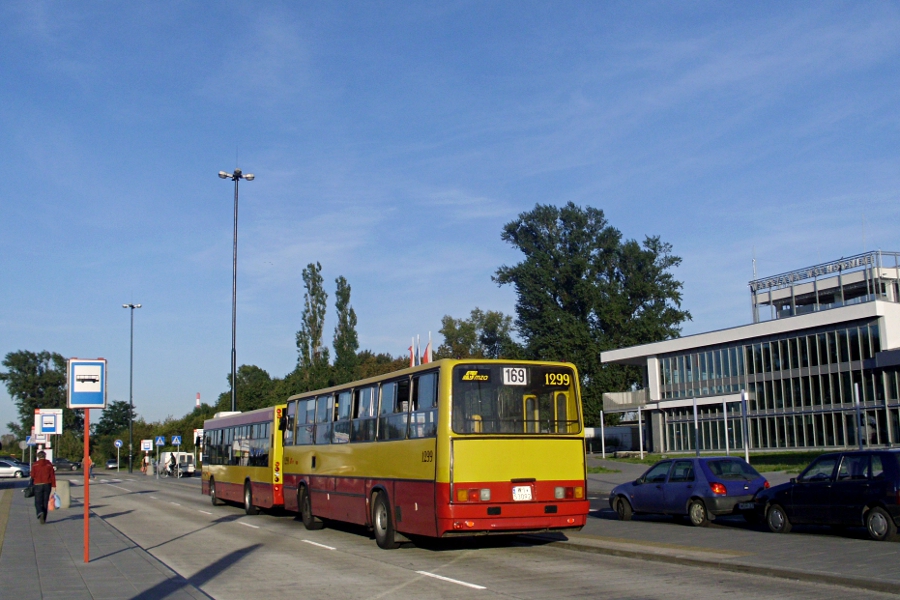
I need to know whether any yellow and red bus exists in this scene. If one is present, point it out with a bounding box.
[201,405,286,515]
[281,359,588,548]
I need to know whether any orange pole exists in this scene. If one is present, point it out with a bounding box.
[84,408,90,563]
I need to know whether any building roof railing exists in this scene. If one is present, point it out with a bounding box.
[748,250,899,293]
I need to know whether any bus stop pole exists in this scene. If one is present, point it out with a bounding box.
[693,397,699,457]
[723,399,730,456]
[83,408,90,563]
[638,406,644,460]
[742,389,750,464]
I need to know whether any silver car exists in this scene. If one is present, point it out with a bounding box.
[0,459,30,478]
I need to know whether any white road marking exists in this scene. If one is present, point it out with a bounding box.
[416,571,486,590]
[302,540,336,550]
[150,496,159,500]
[198,510,212,515]
[106,484,131,492]
[169,502,181,506]
[239,522,259,529]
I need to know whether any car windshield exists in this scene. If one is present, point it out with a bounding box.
[451,364,580,435]
[706,459,760,480]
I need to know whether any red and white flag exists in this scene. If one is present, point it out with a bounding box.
[423,332,432,363]
[409,338,415,368]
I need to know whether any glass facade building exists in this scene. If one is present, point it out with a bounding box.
[602,252,900,453]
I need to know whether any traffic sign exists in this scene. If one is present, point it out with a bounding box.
[25,435,36,446]
[171,435,182,445]
[141,439,153,452]
[155,436,166,447]
[114,439,123,448]
[67,358,108,409]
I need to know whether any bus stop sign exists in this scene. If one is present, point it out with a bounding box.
[67,358,108,409]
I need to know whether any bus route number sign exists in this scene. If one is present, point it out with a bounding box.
[503,367,527,386]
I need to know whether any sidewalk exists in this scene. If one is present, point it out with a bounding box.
[0,480,209,600]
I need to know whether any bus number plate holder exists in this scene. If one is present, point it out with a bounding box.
[512,486,532,501]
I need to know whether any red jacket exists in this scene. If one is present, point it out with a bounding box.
[31,459,56,486]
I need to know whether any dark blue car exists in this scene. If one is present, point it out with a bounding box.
[609,456,769,527]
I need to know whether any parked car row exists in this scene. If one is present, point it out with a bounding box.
[0,458,30,478]
[610,450,900,542]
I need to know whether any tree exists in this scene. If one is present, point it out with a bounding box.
[435,308,521,359]
[333,276,360,385]
[0,350,83,438]
[215,365,277,412]
[358,350,408,379]
[94,400,136,436]
[494,202,691,426]
[295,262,331,390]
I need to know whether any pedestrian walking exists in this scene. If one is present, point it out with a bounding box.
[30,451,56,524]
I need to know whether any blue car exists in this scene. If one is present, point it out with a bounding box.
[609,456,769,527]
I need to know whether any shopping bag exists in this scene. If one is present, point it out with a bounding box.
[48,494,55,511]
[53,493,61,510]
[23,485,34,498]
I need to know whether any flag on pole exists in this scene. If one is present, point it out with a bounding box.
[423,332,432,364]
[416,335,421,366]
[409,338,415,368]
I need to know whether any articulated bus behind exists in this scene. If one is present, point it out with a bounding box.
[201,405,286,514]
[281,359,589,548]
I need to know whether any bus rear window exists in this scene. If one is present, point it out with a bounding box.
[451,364,580,435]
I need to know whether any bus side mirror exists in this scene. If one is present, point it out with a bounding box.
[279,416,287,431]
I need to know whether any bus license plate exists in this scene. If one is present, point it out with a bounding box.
[513,486,532,501]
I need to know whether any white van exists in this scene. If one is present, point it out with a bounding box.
[158,451,195,477]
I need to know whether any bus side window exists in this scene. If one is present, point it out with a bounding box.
[523,394,538,433]
[378,379,410,441]
[315,394,334,445]
[283,401,296,446]
[333,390,352,444]
[351,387,376,443]
[410,372,438,439]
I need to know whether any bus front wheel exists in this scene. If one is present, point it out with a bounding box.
[210,479,221,506]
[373,493,399,550]
[244,483,259,516]
[299,487,324,530]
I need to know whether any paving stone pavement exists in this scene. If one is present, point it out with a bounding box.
[0,485,209,600]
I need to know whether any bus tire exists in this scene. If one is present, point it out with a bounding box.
[244,483,259,516]
[299,487,324,530]
[210,479,222,506]
[373,492,399,550]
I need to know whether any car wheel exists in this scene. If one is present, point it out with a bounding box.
[865,507,897,542]
[372,492,399,550]
[209,479,222,506]
[72,466,78,471]
[615,497,633,521]
[244,483,259,516]
[766,504,792,534]
[14,470,24,478]
[688,500,709,527]
[299,486,324,530]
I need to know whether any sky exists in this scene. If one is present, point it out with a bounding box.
[2,2,899,435]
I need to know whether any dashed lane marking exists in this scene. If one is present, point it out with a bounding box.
[198,510,212,515]
[239,522,259,529]
[302,540,336,550]
[416,571,486,590]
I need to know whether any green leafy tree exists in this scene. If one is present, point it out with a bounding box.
[296,262,331,390]
[216,365,277,412]
[94,400,136,436]
[494,202,691,426]
[358,350,408,379]
[0,350,83,438]
[435,308,521,359]
[333,276,360,385]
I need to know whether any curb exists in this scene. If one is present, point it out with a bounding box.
[524,534,900,595]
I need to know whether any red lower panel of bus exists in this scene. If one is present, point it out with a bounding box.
[204,479,283,509]
[282,475,587,538]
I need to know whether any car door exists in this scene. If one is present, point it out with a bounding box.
[663,459,696,514]
[0,461,11,477]
[630,461,672,513]
[791,455,839,524]
[830,453,871,525]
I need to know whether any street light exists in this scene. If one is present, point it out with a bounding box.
[122,303,142,473]
[218,168,254,412]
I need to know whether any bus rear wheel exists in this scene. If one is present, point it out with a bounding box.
[244,483,259,515]
[299,487,324,530]
[373,493,399,550]
[210,479,221,506]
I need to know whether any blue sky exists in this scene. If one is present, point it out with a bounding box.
[2,2,899,434]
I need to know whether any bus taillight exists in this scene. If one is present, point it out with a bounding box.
[555,486,583,500]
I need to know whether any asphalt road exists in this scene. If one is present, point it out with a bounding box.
[74,473,898,600]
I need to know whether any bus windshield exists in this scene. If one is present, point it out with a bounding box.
[451,364,580,435]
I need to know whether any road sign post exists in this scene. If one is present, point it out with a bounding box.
[155,436,165,479]
[172,435,182,477]
[67,357,107,565]
[114,439,123,471]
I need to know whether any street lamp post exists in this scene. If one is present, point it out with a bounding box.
[122,303,141,473]
[218,168,254,412]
